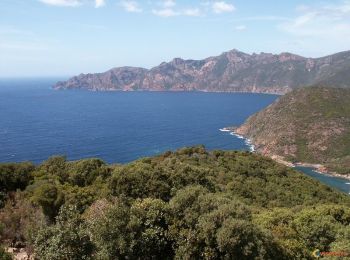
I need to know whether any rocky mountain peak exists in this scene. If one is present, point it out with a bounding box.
[54,49,350,94]
[278,52,305,62]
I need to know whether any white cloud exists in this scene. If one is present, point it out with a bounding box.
[277,1,350,56]
[162,0,176,8]
[38,0,81,7]
[153,0,205,17]
[212,1,235,14]
[235,25,246,31]
[234,16,290,22]
[152,8,179,17]
[183,8,201,17]
[95,0,105,8]
[151,0,177,16]
[152,7,202,17]
[120,1,142,13]
[152,0,203,18]
[280,1,350,37]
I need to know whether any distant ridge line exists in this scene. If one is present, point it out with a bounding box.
[54,49,350,94]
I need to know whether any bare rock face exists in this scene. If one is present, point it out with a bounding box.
[54,67,148,91]
[54,49,350,94]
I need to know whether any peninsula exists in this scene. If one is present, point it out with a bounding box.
[234,86,350,178]
[54,49,350,94]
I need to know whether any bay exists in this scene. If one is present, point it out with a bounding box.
[0,78,349,194]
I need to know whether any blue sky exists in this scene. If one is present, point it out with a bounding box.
[1,0,350,77]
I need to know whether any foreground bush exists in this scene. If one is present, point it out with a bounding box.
[34,205,94,260]
[0,147,349,259]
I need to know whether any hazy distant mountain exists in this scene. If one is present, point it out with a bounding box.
[54,49,350,94]
[236,86,350,175]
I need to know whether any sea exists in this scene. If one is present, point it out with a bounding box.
[0,78,349,194]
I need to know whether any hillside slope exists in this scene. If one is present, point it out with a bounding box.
[1,147,350,259]
[54,49,350,94]
[236,86,350,175]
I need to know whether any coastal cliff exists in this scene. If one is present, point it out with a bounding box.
[235,86,350,177]
[54,49,350,94]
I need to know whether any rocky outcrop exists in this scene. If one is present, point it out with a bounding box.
[54,49,350,94]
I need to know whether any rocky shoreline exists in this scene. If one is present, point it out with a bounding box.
[270,156,350,181]
[56,88,286,95]
[222,126,350,181]
[294,162,350,181]
[219,127,255,152]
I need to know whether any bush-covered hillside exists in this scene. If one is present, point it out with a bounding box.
[236,86,350,175]
[1,147,350,259]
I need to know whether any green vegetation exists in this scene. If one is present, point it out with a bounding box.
[0,162,35,208]
[0,245,12,260]
[0,147,350,259]
[236,86,350,174]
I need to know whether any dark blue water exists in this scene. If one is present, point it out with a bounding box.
[0,78,276,163]
[0,78,349,194]
[295,167,350,194]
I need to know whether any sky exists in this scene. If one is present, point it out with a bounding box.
[1,0,350,77]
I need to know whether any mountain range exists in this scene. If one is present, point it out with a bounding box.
[54,49,350,94]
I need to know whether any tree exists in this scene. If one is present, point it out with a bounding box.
[35,156,67,182]
[31,182,64,221]
[33,205,94,260]
[0,193,45,249]
[67,158,109,187]
[292,209,339,251]
[87,197,173,259]
[169,186,265,259]
[0,162,34,193]
[216,219,287,260]
[329,226,350,260]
